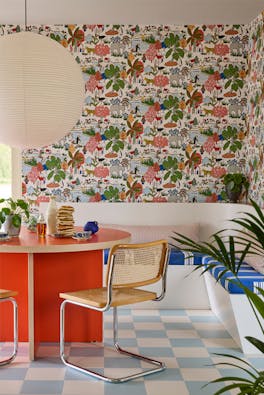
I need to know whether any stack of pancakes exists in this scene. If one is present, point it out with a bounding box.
[56,206,75,237]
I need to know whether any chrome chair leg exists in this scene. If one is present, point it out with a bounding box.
[60,301,166,383]
[0,297,18,366]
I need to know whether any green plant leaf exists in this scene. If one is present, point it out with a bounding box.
[245,337,264,353]
[12,214,21,228]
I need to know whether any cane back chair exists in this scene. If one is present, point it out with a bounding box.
[59,239,169,383]
[0,289,18,366]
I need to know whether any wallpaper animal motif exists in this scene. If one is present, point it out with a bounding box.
[19,24,250,205]
[246,13,264,207]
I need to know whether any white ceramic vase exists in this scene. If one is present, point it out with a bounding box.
[46,196,57,235]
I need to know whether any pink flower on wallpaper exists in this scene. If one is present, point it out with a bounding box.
[205,193,218,202]
[212,105,228,118]
[94,166,109,178]
[250,135,256,146]
[87,25,97,31]
[36,195,50,205]
[94,105,110,118]
[213,71,221,81]
[89,192,102,202]
[214,44,229,56]
[144,167,157,183]
[153,136,168,148]
[145,106,157,123]
[203,136,215,153]
[204,76,217,92]
[145,44,157,61]
[153,75,169,88]
[27,166,40,183]
[94,43,110,57]
[211,166,226,178]
[85,75,97,92]
[86,136,99,153]
[152,196,167,202]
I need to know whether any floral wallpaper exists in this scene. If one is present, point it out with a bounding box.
[246,13,264,207]
[17,24,250,205]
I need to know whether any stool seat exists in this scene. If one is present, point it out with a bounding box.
[0,289,18,299]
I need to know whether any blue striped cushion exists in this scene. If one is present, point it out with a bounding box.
[202,256,264,294]
[103,248,203,266]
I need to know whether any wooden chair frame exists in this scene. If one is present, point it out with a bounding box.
[60,240,169,383]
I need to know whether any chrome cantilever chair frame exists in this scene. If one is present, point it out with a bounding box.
[0,297,18,366]
[60,240,169,383]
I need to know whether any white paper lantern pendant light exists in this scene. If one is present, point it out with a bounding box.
[0,0,84,149]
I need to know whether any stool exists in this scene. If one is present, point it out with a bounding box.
[0,289,18,366]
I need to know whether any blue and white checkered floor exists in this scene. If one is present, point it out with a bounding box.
[0,309,263,395]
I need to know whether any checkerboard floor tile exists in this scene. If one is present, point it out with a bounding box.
[0,309,263,395]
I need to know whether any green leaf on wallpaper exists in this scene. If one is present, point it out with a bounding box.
[144,35,156,44]
[47,171,54,180]
[224,80,232,89]
[171,171,182,182]
[231,82,238,91]
[143,98,155,106]
[50,33,61,42]
[83,188,96,196]
[46,156,61,170]
[234,141,242,149]
[24,158,38,166]
[163,156,178,170]
[164,171,170,181]
[58,170,66,179]
[105,64,120,78]
[202,67,215,75]
[104,186,120,201]
[113,141,121,152]
[142,159,154,167]
[106,141,112,150]
[165,110,172,120]
[164,33,176,47]
[112,142,123,152]
[236,79,244,88]
[223,141,230,150]
[118,79,125,89]
[113,81,122,91]
[105,126,120,139]
[83,128,96,136]
[172,111,183,122]
[165,48,173,58]
[173,48,184,60]
[83,67,96,75]
[106,80,112,89]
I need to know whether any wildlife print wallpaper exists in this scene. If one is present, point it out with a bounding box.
[2,17,262,207]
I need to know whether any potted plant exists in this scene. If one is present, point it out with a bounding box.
[222,172,249,203]
[171,200,264,394]
[0,197,30,236]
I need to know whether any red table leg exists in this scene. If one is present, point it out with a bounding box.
[0,253,29,341]
[33,250,103,344]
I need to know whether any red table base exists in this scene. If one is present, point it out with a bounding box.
[0,250,103,343]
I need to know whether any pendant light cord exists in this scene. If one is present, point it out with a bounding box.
[25,0,28,31]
